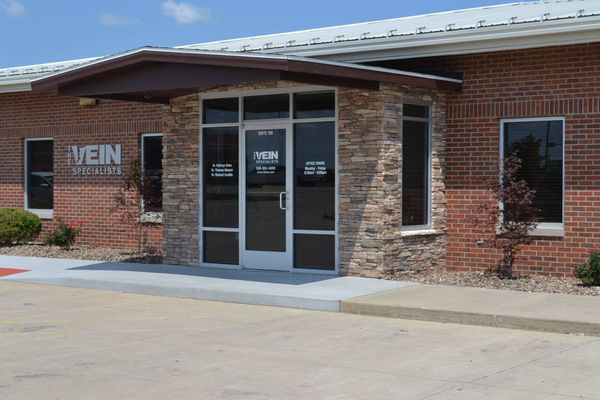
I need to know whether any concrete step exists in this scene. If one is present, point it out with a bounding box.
[0,255,410,312]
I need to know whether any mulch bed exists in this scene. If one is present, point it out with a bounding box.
[0,244,162,264]
[397,269,599,296]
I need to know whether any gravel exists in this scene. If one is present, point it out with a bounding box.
[0,244,162,264]
[397,268,599,296]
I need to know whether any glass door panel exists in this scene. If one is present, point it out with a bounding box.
[243,127,291,270]
[246,129,286,251]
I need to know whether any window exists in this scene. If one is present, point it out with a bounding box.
[244,94,289,120]
[501,118,564,225]
[141,134,163,214]
[402,104,431,228]
[294,91,335,119]
[203,98,238,124]
[25,138,53,214]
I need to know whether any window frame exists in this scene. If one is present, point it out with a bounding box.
[24,137,54,220]
[499,116,565,237]
[198,85,339,274]
[401,103,433,232]
[140,132,164,221]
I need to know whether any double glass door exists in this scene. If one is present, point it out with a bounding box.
[242,125,292,270]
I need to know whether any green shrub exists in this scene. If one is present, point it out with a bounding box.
[576,250,600,287]
[0,208,42,245]
[44,220,82,250]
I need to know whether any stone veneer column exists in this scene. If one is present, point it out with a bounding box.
[337,86,403,277]
[162,94,200,266]
[338,84,447,277]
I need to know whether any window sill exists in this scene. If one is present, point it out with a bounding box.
[27,209,53,220]
[530,225,564,238]
[139,212,163,224]
[401,228,439,237]
[495,224,564,238]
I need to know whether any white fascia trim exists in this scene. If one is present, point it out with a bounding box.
[275,18,600,61]
[30,46,462,86]
[0,80,32,93]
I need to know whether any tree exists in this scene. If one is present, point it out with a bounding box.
[475,154,539,278]
[112,158,159,252]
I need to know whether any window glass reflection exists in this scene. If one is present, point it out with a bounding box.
[27,140,53,210]
[294,122,335,231]
[203,127,239,228]
[244,94,289,120]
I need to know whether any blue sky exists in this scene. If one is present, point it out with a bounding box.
[1,0,514,68]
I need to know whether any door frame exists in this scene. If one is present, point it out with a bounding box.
[240,122,293,271]
[198,85,339,275]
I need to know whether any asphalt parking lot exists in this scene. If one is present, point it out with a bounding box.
[1,281,599,400]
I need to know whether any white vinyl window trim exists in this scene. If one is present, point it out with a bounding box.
[140,133,163,222]
[24,137,54,220]
[499,116,565,237]
[401,103,432,232]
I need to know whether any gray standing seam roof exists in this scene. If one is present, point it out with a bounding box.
[1,0,599,87]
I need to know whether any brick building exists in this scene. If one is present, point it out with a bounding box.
[1,1,599,277]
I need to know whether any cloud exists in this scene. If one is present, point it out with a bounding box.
[161,1,211,24]
[0,0,26,17]
[100,13,140,27]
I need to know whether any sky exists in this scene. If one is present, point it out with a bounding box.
[1,0,517,68]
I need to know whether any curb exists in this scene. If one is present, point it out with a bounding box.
[6,277,342,312]
[340,301,600,336]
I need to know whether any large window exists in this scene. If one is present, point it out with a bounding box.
[402,104,431,228]
[501,118,564,225]
[141,134,163,214]
[25,138,54,213]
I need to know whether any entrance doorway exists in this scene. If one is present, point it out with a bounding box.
[242,126,292,270]
[200,88,337,272]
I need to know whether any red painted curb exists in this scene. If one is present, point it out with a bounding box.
[0,268,30,277]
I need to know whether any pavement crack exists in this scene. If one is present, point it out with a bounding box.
[471,337,600,384]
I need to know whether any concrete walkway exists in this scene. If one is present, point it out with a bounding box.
[2,254,600,335]
[342,284,600,336]
[0,255,409,312]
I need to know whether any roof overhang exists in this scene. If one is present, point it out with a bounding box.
[0,79,31,94]
[306,16,600,63]
[30,47,461,103]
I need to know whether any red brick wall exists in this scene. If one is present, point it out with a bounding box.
[376,43,600,276]
[0,91,164,251]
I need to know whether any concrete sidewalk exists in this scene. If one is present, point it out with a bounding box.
[2,254,600,336]
[342,284,600,336]
[0,255,409,312]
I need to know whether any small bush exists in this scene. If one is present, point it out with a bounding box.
[576,250,600,287]
[0,208,42,245]
[44,220,83,250]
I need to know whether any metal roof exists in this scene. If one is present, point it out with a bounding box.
[0,57,100,93]
[179,0,600,55]
[1,0,599,92]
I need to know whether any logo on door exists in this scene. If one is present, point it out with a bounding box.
[253,151,279,164]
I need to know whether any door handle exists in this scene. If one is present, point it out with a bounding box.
[279,192,287,210]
